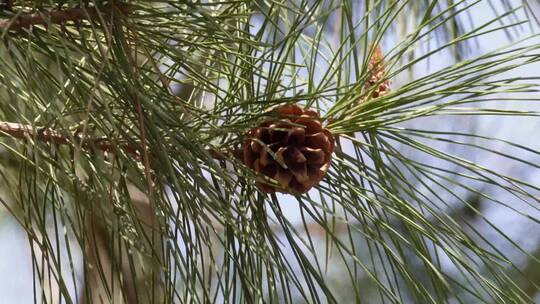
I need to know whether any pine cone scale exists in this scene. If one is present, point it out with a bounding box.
[301,147,325,164]
[276,168,293,187]
[287,161,307,182]
[288,127,306,144]
[305,132,332,151]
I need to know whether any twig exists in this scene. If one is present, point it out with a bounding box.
[0,121,140,157]
[0,0,13,12]
[0,4,129,32]
[0,121,236,161]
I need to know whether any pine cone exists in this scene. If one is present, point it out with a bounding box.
[243,105,335,195]
[365,46,390,99]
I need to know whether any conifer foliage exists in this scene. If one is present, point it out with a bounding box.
[0,1,539,303]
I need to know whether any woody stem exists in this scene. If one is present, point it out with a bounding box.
[0,3,129,32]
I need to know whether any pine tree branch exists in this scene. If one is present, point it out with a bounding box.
[0,121,140,157]
[0,3,129,32]
[0,121,231,161]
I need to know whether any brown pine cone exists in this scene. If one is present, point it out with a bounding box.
[243,104,335,195]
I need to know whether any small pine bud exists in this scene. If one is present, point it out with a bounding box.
[364,45,391,100]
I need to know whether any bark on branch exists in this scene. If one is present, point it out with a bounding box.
[0,121,140,157]
[0,121,232,161]
[0,4,128,32]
